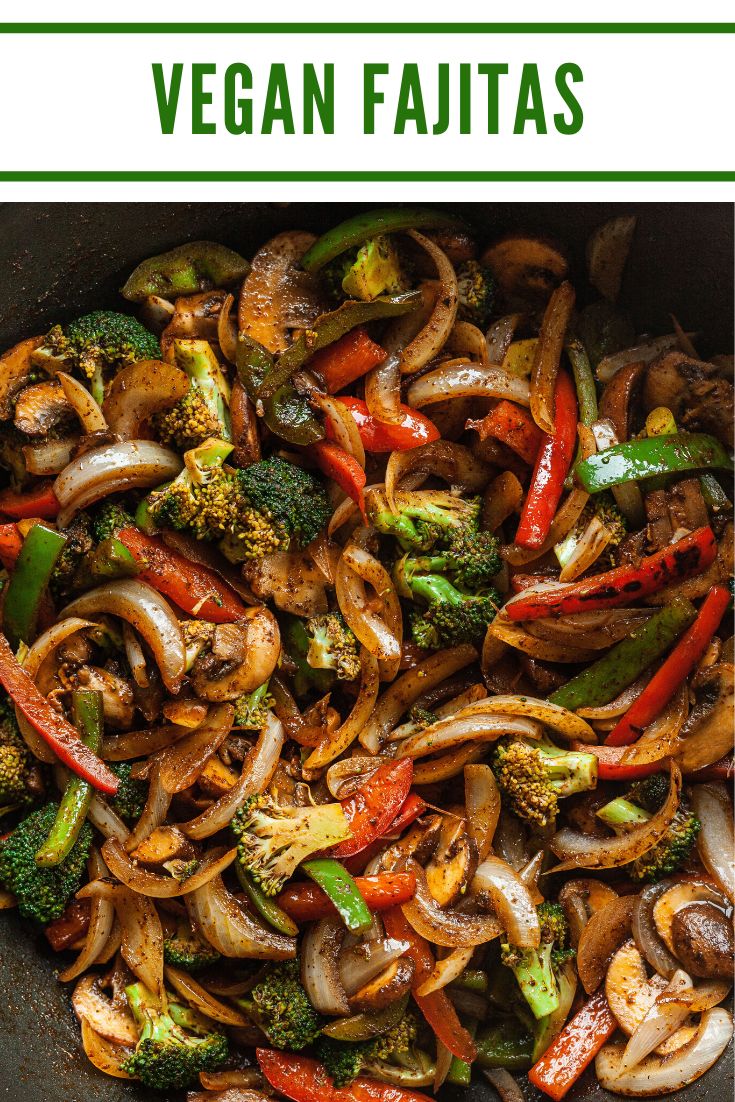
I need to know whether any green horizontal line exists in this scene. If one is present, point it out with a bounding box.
[0,22,732,33]
[3,171,735,182]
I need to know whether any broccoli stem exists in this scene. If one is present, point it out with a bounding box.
[506,943,560,1020]
[408,573,464,606]
[174,339,232,441]
[34,691,103,868]
[597,796,651,830]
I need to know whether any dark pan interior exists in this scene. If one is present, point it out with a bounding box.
[0,201,732,1102]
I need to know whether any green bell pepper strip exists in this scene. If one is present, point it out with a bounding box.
[235,864,299,937]
[447,1019,478,1085]
[236,334,324,446]
[301,208,466,273]
[256,292,422,400]
[566,340,598,428]
[474,1021,534,1071]
[3,523,67,649]
[301,858,373,934]
[548,597,696,712]
[34,689,103,868]
[321,995,410,1041]
[575,432,734,493]
[451,969,489,994]
[88,537,140,580]
[121,241,250,301]
[700,471,731,513]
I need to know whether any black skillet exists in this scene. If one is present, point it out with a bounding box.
[0,202,731,1102]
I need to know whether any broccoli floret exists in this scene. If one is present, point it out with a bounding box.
[121,982,228,1090]
[501,902,574,1021]
[0,703,38,812]
[596,778,700,883]
[164,339,232,443]
[239,959,323,1050]
[315,1037,375,1087]
[456,260,497,329]
[147,439,240,542]
[555,495,627,573]
[408,705,439,729]
[371,1011,419,1062]
[164,920,221,972]
[51,512,94,594]
[231,791,351,896]
[492,735,598,829]
[233,681,274,729]
[154,387,223,452]
[107,763,148,823]
[34,311,160,404]
[305,613,360,681]
[395,556,499,649]
[321,236,406,303]
[232,456,331,555]
[0,802,92,923]
[92,502,135,544]
[400,531,502,594]
[368,489,481,552]
[282,616,335,697]
[181,619,216,672]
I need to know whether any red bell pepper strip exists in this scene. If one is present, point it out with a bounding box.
[310,327,387,393]
[528,990,617,1100]
[116,527,248,623]
[330,757,413,858]
[382,906,477,1062]
[514,370,577,550]
[0,632,119,795]
[328,397,440,454]
[468,400,543,465]
[606,584,731,746]
[44,898,92,951]
[0,523,22,570]
[572,742,668,782]
[309,440,366,516]
[276,870,417,924]
[506,526,718,622]
[381,792,427,837]
[257,1049,433,1102]
[0,481,60,520]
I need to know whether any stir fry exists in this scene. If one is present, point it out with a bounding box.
[0,208,732,1102]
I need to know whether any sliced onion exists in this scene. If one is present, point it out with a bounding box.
[446,319,489,365]
[126,763,172,853]
[187,874,295,959]
[199,1071,265,1091]
[365,350,403,426]
[433,1040,453,1093]
[102,360,188,439]
[80,1018,135,1079]
[305,650,379,770]
[400,230,458,374]
[337,534,402,678]
[339,938,410,996]
[659,979,731,1015]
[61,579,186,694]
[57,371,107,433]
[181,714,285,840]
[87,795,131,843]
[691,783,735,902]
[384,440,490,513]
[121,622,149,688]
[401,861,503,948]
[360,645,477,752]
[482,1068,525,1102]
[114,883,165,1000]
[552,763,681,872]
[596,333,680,383]
[558,516,612,582]
[23,436,76,476]
[530,281,575,434]
[217,291,238,364]
[472,856,540,948]
[464,764,501,863]
[486,314,522,366]
[314,394,366,467]
[595,1007,733,1096]
[519,850,546,906]
[103,837,236,898]
[164,964,250,1026]
[415,946,473,996]
[632,882,682,980]
[530,609,652,651]
[301,917,350,1015]
[397,713,540,760]
[102,724,191,762]
[157,702,234,794]
[578,676,650,719]
[59,849,115,983]
[54,439,182,525]
[620,970,693,1074]
[326,756,386,800]
[493,810,529,872]
[413,742,486,785]
[407,360,530,409]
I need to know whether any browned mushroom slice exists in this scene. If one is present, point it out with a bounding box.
[160,290,227,361]
[0,335,43,419]
[229,378,262,468]
[481,234,569,303]
[677,663,735,774]
[131,826,196,867]
[349,957,415,1012]
[671,902,735,979]
[424,815,477,908]
[191,608,280,701]
[13,378,74,435]
[652,881,730,955]
[381,815,443,871]
[238,231,319,355]
[558,878,620,948]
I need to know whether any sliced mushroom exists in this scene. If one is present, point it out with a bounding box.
[59,665,135,729]
[229,379,261,468]
[238,231,318,355]
[653,881,731,955]
[577,895,635,994]
[191,607,280,701]
[14,379,74,435]
[0,335,43,419]
[380,816,442,871]
[677,663,735,774]
[605,939,694,1054]
[425,815,477,908]
[131,826,196,867]
[598,361,645,442]
[160,290,227,361]
[481,234,568,304]
[72,974,138,1046]
[243,550,328,618]
[671,903,735,979]
[559,878,621,949]
[349,957,415,1012]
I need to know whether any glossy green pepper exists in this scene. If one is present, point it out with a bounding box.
[236,864,299,937]
[3,523,67,648]
[121,241,250,302]
[576,432,734,492]
[321,996,410,1042]
[236,334,324,447]
[475,1020,534,1071]
[301,207,466,272]
[302,858,373,934]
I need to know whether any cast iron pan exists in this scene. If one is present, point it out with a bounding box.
[0,203,731,1102]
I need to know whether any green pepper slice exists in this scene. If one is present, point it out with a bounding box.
[35,690,103,868]
[236,864,299,937]
[301,208,466,273]
[236,334,324,446]
[121,241,250,301]
[575,432,733,493]
[3,523,67,648]
[302,857,373,934]
[549,598,696,712]
[257,291,421,400]
[321,995,410,1042]
[566,339,598,428]
[474,1020,534,1071]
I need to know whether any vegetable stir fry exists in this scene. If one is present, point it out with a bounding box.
[0,209,732,1102]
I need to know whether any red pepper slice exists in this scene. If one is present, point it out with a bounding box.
[528,990,617,1100]
[276,870,416,924]
[606,584,731,746]
[0,523,23,570]
[328,397,440,454]
[514,370,577,549]
[330,758,413,858]
[572,742,669,782]
[309,440,366,516]
[44,898,92,951]
[0,632,119,794]
[506,526,718,622]
[310,328,387,394]
[0,481,60,520]
[468,399,543,465]
[381,792,427,837]
[257,1049,433,1102]
[117,528,248,623]
[382,906,477,1062]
